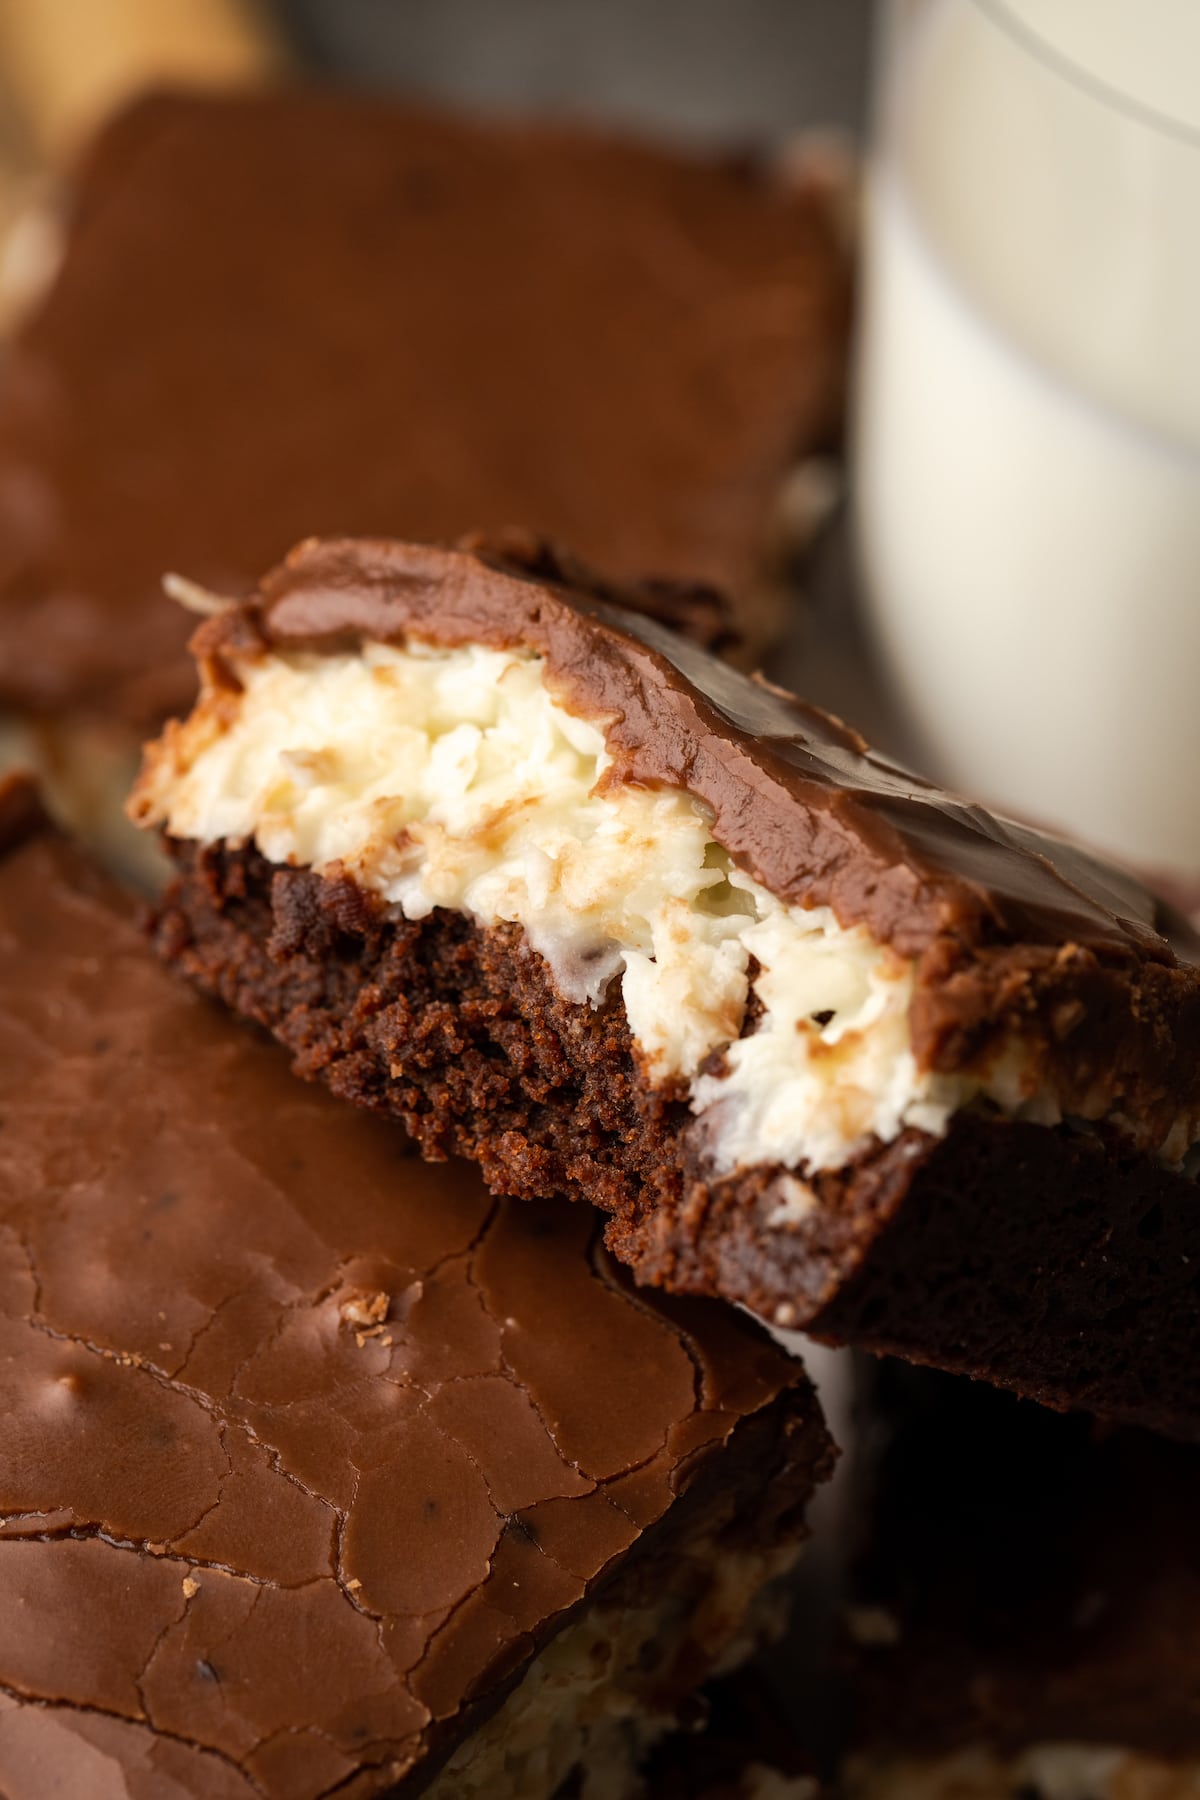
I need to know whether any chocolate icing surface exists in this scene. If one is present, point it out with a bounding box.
[208,535,1200,977]
[0,780,823,1798]
[0,89,848,725]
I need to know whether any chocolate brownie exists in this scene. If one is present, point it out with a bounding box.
[133,536,1200,1439]
[0,774,831,1800]
[844,1362,1200,1798]
[0,88,849,732]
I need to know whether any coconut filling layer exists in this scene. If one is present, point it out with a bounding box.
[136,639,1057,1184]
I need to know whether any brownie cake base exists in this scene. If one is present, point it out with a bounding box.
[156,840,1200,1443]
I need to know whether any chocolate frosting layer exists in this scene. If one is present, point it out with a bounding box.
[0,786,823,1799]
[0,89,848,725]
[204,535,1200,980]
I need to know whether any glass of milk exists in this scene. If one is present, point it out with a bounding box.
[854,0,1200,876]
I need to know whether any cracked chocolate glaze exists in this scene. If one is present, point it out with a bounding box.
[187,536,1200,1116]
[0,781,828,1799]
[0,89,848,725]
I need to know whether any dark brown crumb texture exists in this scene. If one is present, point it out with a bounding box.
[156,842,1200,1444]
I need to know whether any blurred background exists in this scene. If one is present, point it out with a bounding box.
[278,0,872,142]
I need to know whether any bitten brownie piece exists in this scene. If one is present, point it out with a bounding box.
[133,537,1200,1439]
[0,775,831,1800]
[843,1363,1200,1799]
[0,88,849,731]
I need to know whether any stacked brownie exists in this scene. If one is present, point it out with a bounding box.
[133,534,1200,1444]
[0,87,862,1799]
[123,527,1200,1787]
[5,71,1200,1800]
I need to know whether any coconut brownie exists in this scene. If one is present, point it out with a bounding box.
[0,774,832,1800]
[844,1364,1200,1800]
[133,536,1200,1439]
[0,87,849,734]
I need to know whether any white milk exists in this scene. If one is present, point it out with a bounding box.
[855,0,1200,874]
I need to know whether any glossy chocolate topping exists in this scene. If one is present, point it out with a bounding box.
[205,535,1200,975]
[0,782,823,1798]
[0,89,848,726]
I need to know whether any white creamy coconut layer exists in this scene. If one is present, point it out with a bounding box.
[136,640,1052,1179]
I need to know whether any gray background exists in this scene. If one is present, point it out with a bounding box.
[277,0,873,144]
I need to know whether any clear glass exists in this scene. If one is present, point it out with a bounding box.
[854,0,1200,875]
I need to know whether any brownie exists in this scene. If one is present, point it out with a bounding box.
[843,1362,1200,1798]
[0,774,831,1800]
[0,89,849,732]
[133,537,1200,1439]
